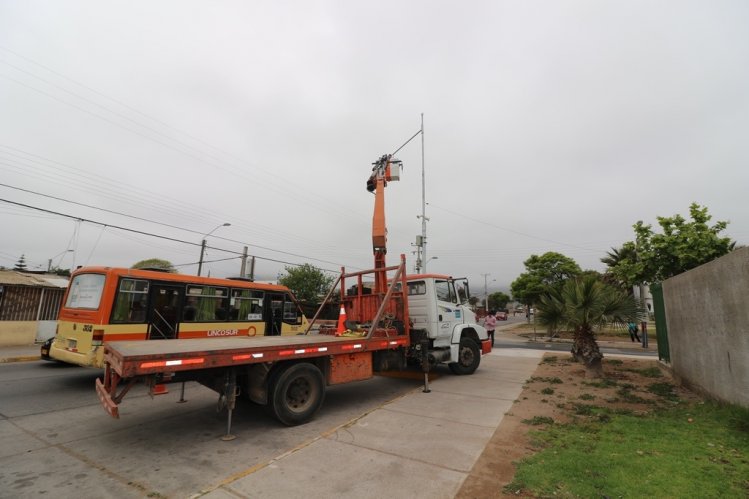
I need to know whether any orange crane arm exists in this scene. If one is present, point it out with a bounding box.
[366,154,402,292]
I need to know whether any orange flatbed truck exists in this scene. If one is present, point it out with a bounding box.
[96,155,491,439]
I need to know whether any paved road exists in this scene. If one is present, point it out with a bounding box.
[493,338,657,357]
[0,360,421,498]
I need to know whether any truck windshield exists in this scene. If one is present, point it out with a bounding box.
[65,273,106,309]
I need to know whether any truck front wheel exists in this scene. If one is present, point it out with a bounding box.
[268,363,325,426]
[448,337,480,375]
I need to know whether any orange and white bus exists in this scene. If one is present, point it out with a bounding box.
[47,267,308,368]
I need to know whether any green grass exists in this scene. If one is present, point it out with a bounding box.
[541,387,555,395]
[626,366,663,378]
[522,416,554,426]
[647,382,680,401]
[530,376,563,384]
[505,402,749,498]
[582,378,618,389]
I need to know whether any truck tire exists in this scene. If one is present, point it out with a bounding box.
[268,363,325,426]
[448,337,480,375]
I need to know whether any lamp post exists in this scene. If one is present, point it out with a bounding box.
[424,256,438,272]
[48,250,73,272]
[481,273,495,312]
[197,223,231,276]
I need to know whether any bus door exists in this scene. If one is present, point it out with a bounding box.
[266,293,286,336]
[148,284,183,340]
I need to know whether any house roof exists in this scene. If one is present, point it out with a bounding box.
[0,270,69,288]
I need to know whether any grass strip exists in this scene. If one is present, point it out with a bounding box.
[506,402,749,498]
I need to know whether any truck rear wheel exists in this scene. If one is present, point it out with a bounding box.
[268,363,325,426]
[448,337,480,375]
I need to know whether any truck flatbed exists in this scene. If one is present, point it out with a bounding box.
[104,334,409,378]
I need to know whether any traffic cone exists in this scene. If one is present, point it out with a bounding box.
[336,304,347,334]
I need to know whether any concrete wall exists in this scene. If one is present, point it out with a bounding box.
[0,321,37,346]
[662,246,749,408]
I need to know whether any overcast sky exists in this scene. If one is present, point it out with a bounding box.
[1,1,747,294]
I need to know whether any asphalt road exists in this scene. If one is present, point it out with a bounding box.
[0,360,422,498]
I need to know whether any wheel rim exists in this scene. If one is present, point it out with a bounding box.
[286,375,315,413]
[460,345,475,366]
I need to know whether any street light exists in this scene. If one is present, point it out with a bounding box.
[48,250,73,272]
[482,273,495,311]
[424,256,438,272]
[197,223,231,276]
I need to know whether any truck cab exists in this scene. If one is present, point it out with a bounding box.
[405,274,490,374]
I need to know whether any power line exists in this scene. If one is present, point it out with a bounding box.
[0,182,362,269]
[0,197,344,273]
[427,202,602,253]
[0,51,367,226]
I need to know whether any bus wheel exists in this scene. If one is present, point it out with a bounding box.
[448,337,480,375]
[269,363,325,426]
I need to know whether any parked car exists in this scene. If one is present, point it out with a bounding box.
[496,311,508,320]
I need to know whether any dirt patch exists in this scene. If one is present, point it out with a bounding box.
[456,353,698,498]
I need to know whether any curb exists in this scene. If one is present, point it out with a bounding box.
[0,355,41,364]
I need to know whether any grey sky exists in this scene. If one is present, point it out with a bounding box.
[1,1,747,294]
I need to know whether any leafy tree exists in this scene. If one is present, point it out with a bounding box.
[511,252,582,306]
[131,258,177,273]
[605,203,735,286]
[488,291,511,311]
[536,275,643,377]
[13,254,28,271]
[49,267,71,277]
[279,264,335,303]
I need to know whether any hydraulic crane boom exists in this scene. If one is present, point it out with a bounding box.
[366,154,402,293]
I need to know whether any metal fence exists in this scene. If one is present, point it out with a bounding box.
[0,286,66,321]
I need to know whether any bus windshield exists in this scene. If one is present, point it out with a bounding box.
[65,274,106,309]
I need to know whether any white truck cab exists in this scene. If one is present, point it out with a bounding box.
[405,274,490,374]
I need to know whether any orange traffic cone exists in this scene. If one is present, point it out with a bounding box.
[336,304,347,334]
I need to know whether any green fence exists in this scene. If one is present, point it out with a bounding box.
[650,282,670,362]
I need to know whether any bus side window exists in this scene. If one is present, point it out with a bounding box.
[187,285,228,322]
[229,289,264,322]
[112,279,149,324]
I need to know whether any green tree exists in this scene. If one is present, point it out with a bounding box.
[13,254,28,271]
[488,291,511,311]
[511,252,582,306]
[279,264,334,303]
[605,203,735,286]
[536,275,643,377]
[468,295,480,309]
[131,258,177,273]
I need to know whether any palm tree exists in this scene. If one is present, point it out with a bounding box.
[536,275,644,378]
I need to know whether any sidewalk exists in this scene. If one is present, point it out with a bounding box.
[0,343,41,363]
[199,348,544,498]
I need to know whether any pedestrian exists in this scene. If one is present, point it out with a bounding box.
[627,322,641,342]
[485,310,497,347]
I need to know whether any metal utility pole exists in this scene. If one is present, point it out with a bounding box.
[413,114,430,274]
[419,114,430,273]
[198,222,231,276]
[240,246,248,277]
[481,273,491,311]
[391,114,427,273]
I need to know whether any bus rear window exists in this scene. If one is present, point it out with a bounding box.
[65,274,106,309]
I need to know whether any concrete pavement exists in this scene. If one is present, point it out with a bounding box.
[197,347,544,499]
